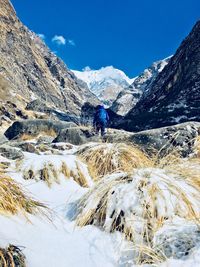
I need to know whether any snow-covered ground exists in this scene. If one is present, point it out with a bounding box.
[0,142,200,267]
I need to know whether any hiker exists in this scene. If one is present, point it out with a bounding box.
[93,105,109,136]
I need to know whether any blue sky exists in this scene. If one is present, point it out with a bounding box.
[11,0,199,77]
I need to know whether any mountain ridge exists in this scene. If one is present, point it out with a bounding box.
[114,20,200,131]
[0,0,98,122]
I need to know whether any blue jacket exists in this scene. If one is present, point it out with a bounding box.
[93,106,109,125]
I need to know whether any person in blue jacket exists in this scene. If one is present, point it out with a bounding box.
[93,105,109,136]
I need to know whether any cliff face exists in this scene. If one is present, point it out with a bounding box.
[111,58,170,116]
[0,0,98,118]
[116,21,200,131]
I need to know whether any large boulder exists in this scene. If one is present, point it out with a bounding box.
[53,127,100,145]
[105,122,200,157]
[4,119,77,140]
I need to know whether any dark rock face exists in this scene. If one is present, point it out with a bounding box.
[105,122,200,157]
[117,21,200,131]
[4,119,76,140]
[0,0,98,118]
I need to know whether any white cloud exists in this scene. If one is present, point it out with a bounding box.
[52,35,66,45]
[82,66,92,71]
[68,39,76,46]
[37,33,46,40]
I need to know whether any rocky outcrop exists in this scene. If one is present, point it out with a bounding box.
[4,119,76,140]
[0,144,24,159]
[53,127,100,145]
[111,58,170,116]
[111,86,143,116]
[116,21,200,131]
[0,0,98,118]
[105,122,200,157]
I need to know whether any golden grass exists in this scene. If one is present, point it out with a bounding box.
[0,173,45,216]
[77,143,152,180]
[166,158,200,192]
[20,129,57,141]
[0,245,26,267]
[61,161,89,187]
[76,167,200,264]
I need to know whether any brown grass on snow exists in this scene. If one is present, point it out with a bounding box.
[20,158,90,188]
[76,167,200,264]
[0,173,45,216]
[0,245,26,267]
[77,143,152,180]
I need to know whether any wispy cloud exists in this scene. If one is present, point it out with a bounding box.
[52,35,66,45]
[37,33,46,40]
[68,39,76,46]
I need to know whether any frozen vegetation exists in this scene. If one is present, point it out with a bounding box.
[0,137,200,267]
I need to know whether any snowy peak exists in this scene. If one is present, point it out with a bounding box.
[72,66,134,106]
[73,66,134,87]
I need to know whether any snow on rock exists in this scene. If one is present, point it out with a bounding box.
[154,218,200,259]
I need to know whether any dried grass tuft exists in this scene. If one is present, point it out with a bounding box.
[18,155,92,188]
[0,173,45,216]
[77,143,152,180]
[166,158,200,192]
[76,168,200,263]
[0,245,26,267]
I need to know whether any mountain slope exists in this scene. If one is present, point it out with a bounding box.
[111,58,170,115]
[115,20,200,131]
[73,66,134,106]
[0,0,98,118]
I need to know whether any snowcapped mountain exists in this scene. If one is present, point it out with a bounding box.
[111,57,171,116]
[72,66,135,107]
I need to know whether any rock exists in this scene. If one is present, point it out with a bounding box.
[0,134,8,144]
[105,122,200,157]
[110,58,170,116]
[0,0,99,118]
[53,127,100,145]
[37,136,55,144]
[26,100,80,124]
[17,142,38,154]
[0,144,24,160]
[4,119,77,140]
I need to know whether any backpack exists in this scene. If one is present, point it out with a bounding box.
[96,108,107,122]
